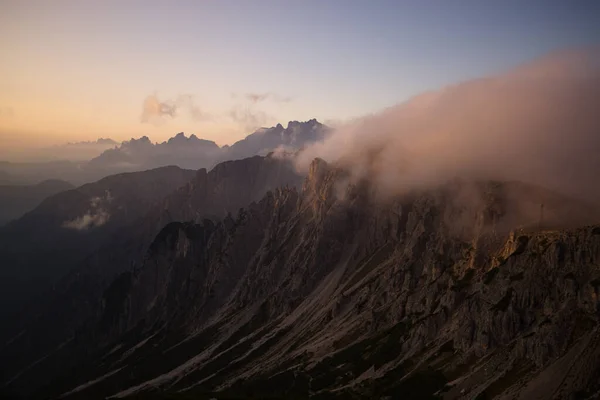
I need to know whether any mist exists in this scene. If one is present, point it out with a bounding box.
[296,48,600,204]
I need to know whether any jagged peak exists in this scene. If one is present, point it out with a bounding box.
[123,136,152,146]
[286,118,322,130]
[308,157,328,176]
[304,158,334,197]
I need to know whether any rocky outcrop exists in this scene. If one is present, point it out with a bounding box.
[17,159,600,400]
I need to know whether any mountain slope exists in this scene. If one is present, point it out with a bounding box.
[0,166,197,318]
[0,155,304,397]
[0,179,74,226]
[13,159,600,400]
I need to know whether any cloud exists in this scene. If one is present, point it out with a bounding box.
[62,209,110,230]
[138,91,289,131]
[62,191,112,230]
[229,105,271,132]
[226,92,290,131]
[246,93,270,103]
[296,48,600,204]
[244,92,292,104]
[140,94,210,125]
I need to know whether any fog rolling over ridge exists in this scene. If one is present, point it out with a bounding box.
[298,48,600,205]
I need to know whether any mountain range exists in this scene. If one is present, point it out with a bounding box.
[0,120,328,186]
[1,50,600,400]
[2,156,599,399]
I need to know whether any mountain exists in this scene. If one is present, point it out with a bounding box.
[3,158,600,399]
[87,120,328,175]
[0,120,328,186]
[224,119,328,160]
[0,179,74,226]
[0,166,197,319]
[0,155,303,397]
[3,50,600,399]
[87,134,220,172]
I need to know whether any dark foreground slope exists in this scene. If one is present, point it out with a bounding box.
[0,166,196,315]
[0,155,303,397]
[12,159,600,400]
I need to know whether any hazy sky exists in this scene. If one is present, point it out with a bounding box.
[1,0,599,147]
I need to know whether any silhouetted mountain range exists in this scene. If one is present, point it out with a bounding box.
[0,120,328,187]
[88,119,327,173]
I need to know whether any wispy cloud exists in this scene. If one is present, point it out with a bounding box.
[62,209,110,230]
[62,191,113,230]
[224,92,290,131]
[138,91,288,132]
[229,105,271,132]
[140,94,210,125]
[244,92,292,104]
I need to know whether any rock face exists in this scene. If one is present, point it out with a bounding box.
[5,158,599,400]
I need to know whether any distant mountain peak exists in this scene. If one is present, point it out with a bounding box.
[167,132,187,145]
[164,132,218,148]
[132,136,151,144]
[66,138,118,146]
[89,120,328,172]
[96,138,118,145]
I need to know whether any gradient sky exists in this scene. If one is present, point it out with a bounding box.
[1,0,599,148]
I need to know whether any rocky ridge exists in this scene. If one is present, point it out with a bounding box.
[0,155,303,398]
[16,158,600,399]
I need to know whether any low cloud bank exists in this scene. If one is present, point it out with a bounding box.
[297,48,600,204]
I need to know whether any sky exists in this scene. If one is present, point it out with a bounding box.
[0,0,599,149]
